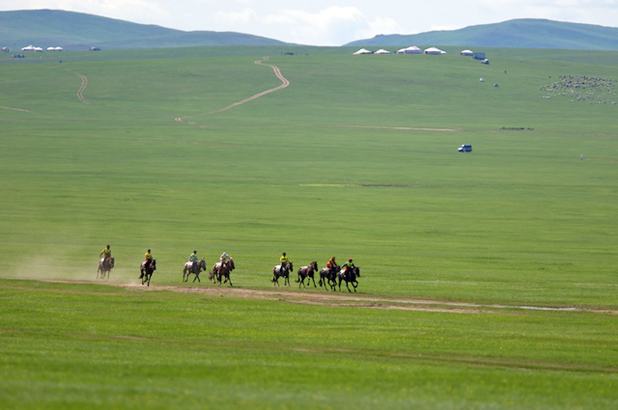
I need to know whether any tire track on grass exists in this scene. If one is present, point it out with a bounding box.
[66,69,91,105]
[175,56,289,122]
[0,106,31,112]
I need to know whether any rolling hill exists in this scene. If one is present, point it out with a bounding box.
[0,9,289,50]
[345,18,618,50]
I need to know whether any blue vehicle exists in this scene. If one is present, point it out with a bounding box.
[457,144,472,152]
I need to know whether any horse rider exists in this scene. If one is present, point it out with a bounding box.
[189,250,199,272]
[327,256,337,272]
[342,258,355,277]
[144,249,153,270]
[220,252,231,269]
[100,245,112,262]
[280,252,289,273]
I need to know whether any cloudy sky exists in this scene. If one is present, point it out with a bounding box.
[2,0,618,45]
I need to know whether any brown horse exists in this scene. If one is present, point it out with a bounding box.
[183,259,207,283]
[139,259,156,286]
[271,261,293,286]
[296,261,318,288]
[97,257,114,280]
[211,258,235,286]
[318,264,339,291]
[338,266,360,292]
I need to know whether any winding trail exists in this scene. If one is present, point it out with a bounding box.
[208,56,290,114]
[175,56,289,122]
[74,71,91,105]
[66,69,91,105]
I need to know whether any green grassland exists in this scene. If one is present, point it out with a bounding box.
[1,47,617,408]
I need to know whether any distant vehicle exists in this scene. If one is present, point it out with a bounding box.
[89,47,101,51]
[457,144,472,152]
[12,54,25,58]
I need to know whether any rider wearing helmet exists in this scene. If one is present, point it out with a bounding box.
[326,256,337,273]
[220,252,231,270]
[144,249,153,270]
[100,245,111,261]
[189,250,199,271]
[342,258,355,276]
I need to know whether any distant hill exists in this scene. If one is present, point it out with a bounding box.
[0,9,289,50]
[345,19,618,50]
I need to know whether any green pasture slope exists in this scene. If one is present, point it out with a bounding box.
[1,46,617,408]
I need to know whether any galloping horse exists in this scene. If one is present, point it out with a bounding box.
[211,258,235,286]
[139,259,157,286]
[296,261,318,288]
[271,261,293,286]
[183,258,207,283]
[338,266,361,292]
[318,264,339,291]
[96,257,114,280]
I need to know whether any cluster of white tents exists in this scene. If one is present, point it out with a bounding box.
[20,45,63,52]
[353,47,476,56]
[353,46,448,55]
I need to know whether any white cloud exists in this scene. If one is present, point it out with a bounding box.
[263,6,401,45]
[214,8,258,25]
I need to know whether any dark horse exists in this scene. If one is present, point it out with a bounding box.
[271,261,293,286]
[338,266,360,292]
[97,257,114,280]
[296,261,318,288]
[183,259,207,283]
[139,259,157,286]
[211,258,235,286]
[318,264,339,291]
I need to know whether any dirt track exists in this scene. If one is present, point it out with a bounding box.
[175,56,290,122]
[33,279,618,316]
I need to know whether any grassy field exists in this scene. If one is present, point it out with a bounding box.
[1,46,617,408]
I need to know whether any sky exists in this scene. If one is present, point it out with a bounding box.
[2,0,618,46]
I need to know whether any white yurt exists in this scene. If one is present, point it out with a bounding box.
[460,49,474,56]
[374,49,391,54]
[353,48,373,55]
[424,47,446,55]
[397,46,422,54]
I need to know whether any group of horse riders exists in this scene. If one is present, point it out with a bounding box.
[280,252,356,277]
[189,250,232,271]
[99,246,355,285]
[99,245,232,276]
[99,245,232,279]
